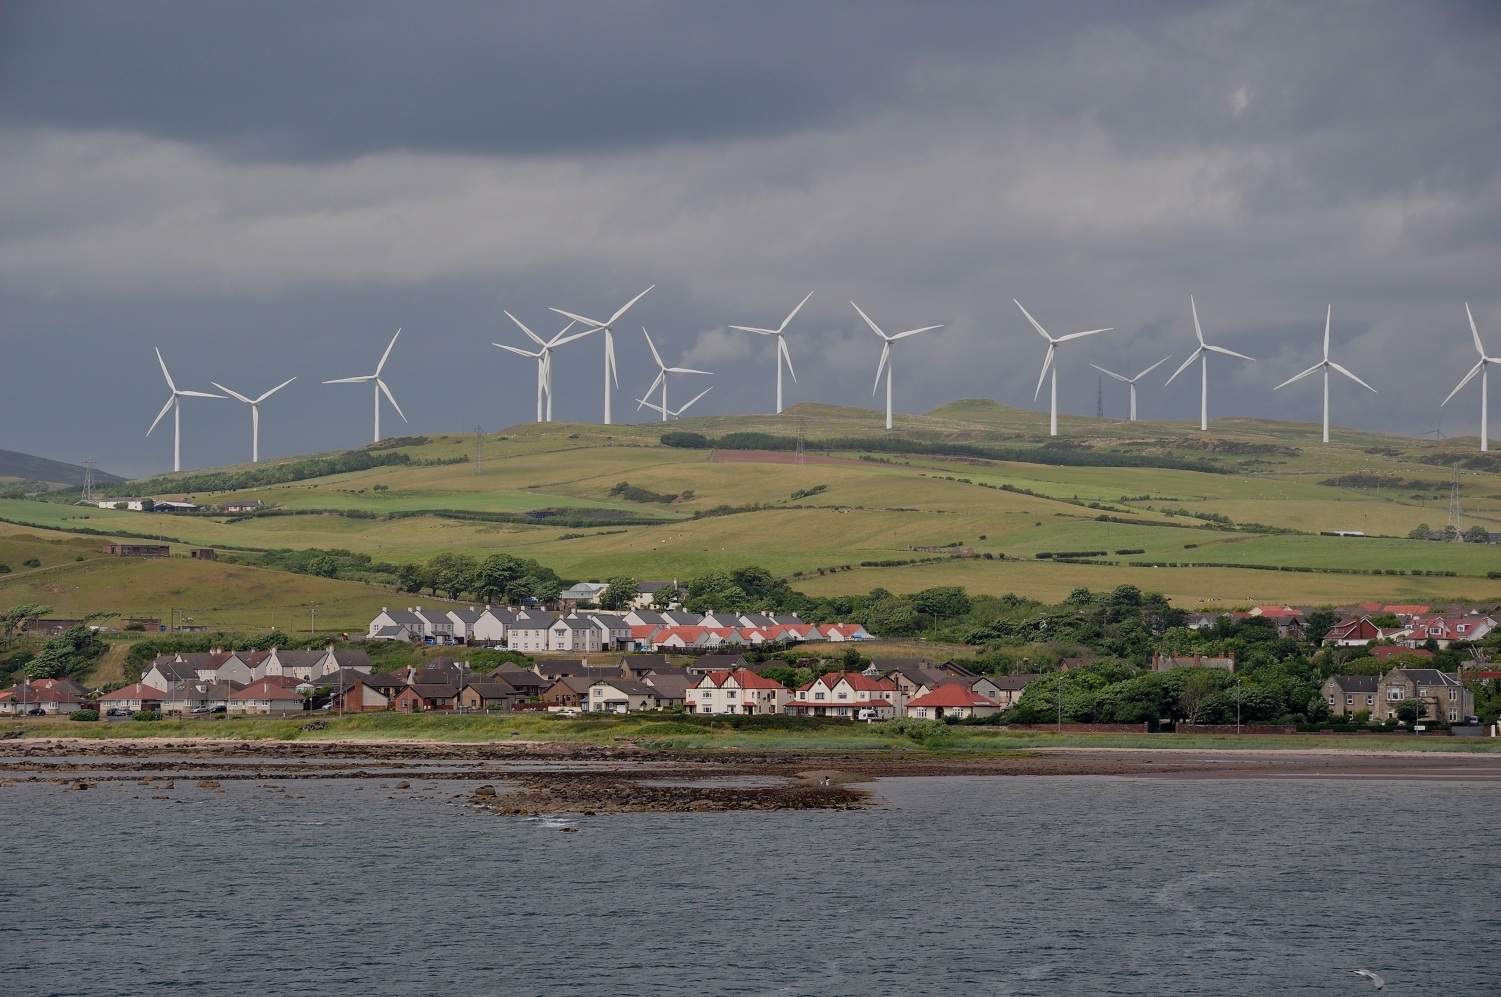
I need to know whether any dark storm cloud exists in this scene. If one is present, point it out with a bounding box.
[1,1,1500,473]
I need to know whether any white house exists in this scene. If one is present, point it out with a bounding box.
[368,607,425,641]
[412,607,457,644]
[507,614,557,653]
[98,683,165,713]
[685,668,789,716]
[785,672,903,719]
[587,678,660,713]
[549,615,604,652]
[231,679,306,715]
[906,684,1001,720]
[559,582,610,609]
[469,607,517,645]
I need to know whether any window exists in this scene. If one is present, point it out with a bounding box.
[814,692,825,701]
[1449,711,1458,722]
[1388,688,1403,701]
[1366,696,1374,706]
[1449,690,1457,701]
[1345,696,1353,706]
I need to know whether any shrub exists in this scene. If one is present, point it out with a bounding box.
[69,709,99,722]
[885,717,949,744]
[22,558,41,568]
[133,710,161,722]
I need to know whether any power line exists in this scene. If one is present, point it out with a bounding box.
[1096,374,1104,418]
[1447,463,1462,539]
[81,458,96,503]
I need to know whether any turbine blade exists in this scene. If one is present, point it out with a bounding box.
[642,327,665,369]
[1441,360,1484,406]
[635,397,668,416]
[1055,327,1113,343]
[1089,363,1130,383]
[1204,344,1255,361]
[176,390,225,399]
[146,395,174,436]
[378,378,407,422]
[1135,354,1174,380]
[505,310,547,347]
[607,285,655,325]
[376,328,401,375]
[1033,344,1055,401]
[677,386,712,414]
[637,371,665,409]
[155,348,176,392]
[1323,305,1332,361]
[255,377,297,403]
[323,375,375,384]
[666,366,711,375]
[780,336,798,383]
[1273,363,1324,391]
[727,325,779,336]
[1467,302,1488,357]
[494,343,541,359]
[546,321,580,347]
[872,341,890,395]
[1189,294,1204,345]
[549,307,605,329]
[778,290,815,333]
[1164,349,1201,386]
[211,382,253,404]
[1327,360,1376,392]
[606,331,619,389]
[850,301,887,340]
[1013,299,1053,342]
[890,324,943,341]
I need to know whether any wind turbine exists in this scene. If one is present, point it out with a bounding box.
[1090,356,1173,422]
[635,386,713,422]
[1272,306,1376,443]
[638,328,711,423]
[1014,300,1113,437]
[1165,295,1254,431]
[494,314,585,422]
[851,302,943,430]
[728,291,812,414]
[549,286,655,425]
[146,349,225,472]
[322,329,406,444]
[1443,303,1500,452]
[210,377,296,463]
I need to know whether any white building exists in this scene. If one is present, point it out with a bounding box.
[685,668,789,716]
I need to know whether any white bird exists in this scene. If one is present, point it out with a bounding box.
[145,349,225,473]
[549,286,655,425]
[1014,300,1114,437]
[850,301,944,430]
[1441,303,1499,452]
[1273,305,1376,443]
[1352,968,1384,990]
[729,291,812,414]
[493,314,586,422]
[1165,294,1255,431]
[210,377,296,463]
[322,329,406,444]
[1090,356,1173,422]
[638,328,711,423]
[635,386,713,421]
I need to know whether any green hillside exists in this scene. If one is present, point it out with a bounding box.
[1,401,1497,618]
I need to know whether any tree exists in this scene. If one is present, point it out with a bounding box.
[841,647,868,671]
[1,604,51,646]
[684,571,750,614]
[25,625,108,680]
[1463,525,1490,544]
[1408,523,1432,540]
[1394,699,1425,725]
[912,586,971,620]
[1304,610,1337,646]
[396,563,426,594]
[651,586,679,610]
[864,595,918,637]
[598,576,637,611]
[138,498,155,512]
[1174,668,1231,724]
[426,553,477,600]
[307,554,340,578]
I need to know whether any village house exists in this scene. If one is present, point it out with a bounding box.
[471,606,521,645]
[412,607,458,644]
[906,684,1002,721]
[494,666,549,698]
[506,613,557,652]
[1399,614,1497,649]
[367,607,426,642]
[685,669,789,715]
[458,678,524,712]
[1369,645,1435,663]
[325,674,393,713]
[971,674,1039,710]
[161,680,240,714]
[1375,668,1474,723]
[231,679,306,715]
[588,678,661,713]
[0,682,85,714]
[631,581,678,609]
[98,683,165,713]
[1322,617,1398,647]
[558,582,610,611]
[641,672,689,709]
[1321,674,1379,719]
[540,676,593,710]
[392,682,458,713]
[785,672,902,719]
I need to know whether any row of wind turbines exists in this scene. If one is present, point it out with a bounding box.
[146,292,1500,472]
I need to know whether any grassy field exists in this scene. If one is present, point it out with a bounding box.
[10,712,1498,753]
[3,400,1498,612]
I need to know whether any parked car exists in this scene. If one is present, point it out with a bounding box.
[26,708,46,716]
[210,705,227,714]
[191,705,213,715]
[105,707,132,717]
[857,708,881,722]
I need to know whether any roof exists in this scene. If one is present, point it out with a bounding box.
[592,678,657,697]
[552,616,600,631]
[1386,668,1463,688]
[232,679,305,701]
[545,676,594,695]
[463,681,520,699]
[980,673,1039,691]
[447,607,485,624]
[379,608,424,625]
[809,672,895,693]
[1326,674,1379,693]
[325,649,372,670]
[99,683,164,702]
[635,580,673,593]
[787,699,892,709]
[641,673,689,700]
[1371,645,1433,659]
[908,684,1001,709]
[696,668,787,691]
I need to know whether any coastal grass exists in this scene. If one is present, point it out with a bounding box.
[10,713,1500,753]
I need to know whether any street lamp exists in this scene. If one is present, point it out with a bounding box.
[309,604,318,636]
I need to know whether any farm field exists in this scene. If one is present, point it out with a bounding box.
[2,400,1497,614]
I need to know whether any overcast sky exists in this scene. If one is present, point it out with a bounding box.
[3,1,1499,476]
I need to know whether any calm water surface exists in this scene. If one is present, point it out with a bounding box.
[5,774,1495,995]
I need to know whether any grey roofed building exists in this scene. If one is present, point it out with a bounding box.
[685,653,748,674]
[1326,674,1379,693]
[1387,668,1463,688]
[620,653,669,675]
[552,615,601,631]
[369,625,412,641]
[982,674,1039,692]
[321,648,372,673]
[493,669,547,693]
[595,677,657,696]
[448,606,484,625]
[629,610,668,627]
[661,611,702,627]
[641,672,689,702]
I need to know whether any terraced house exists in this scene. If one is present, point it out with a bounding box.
[685,669,790,716]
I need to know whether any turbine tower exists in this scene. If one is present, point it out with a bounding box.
[549,286,655,425]
[850,302,943,430]
[322,329,406,444]
[1014,300,1114,437]
[1090,356,1173,422]
[638,328,711,423]
[635,386,713,422]
[1442,303,1499,452]
[494,314,584,422]
[1165,295,1254,431]
[1272,305,1376,443]
[211,377,296,463]
[729,291,812,414]
[146,349,225,472]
